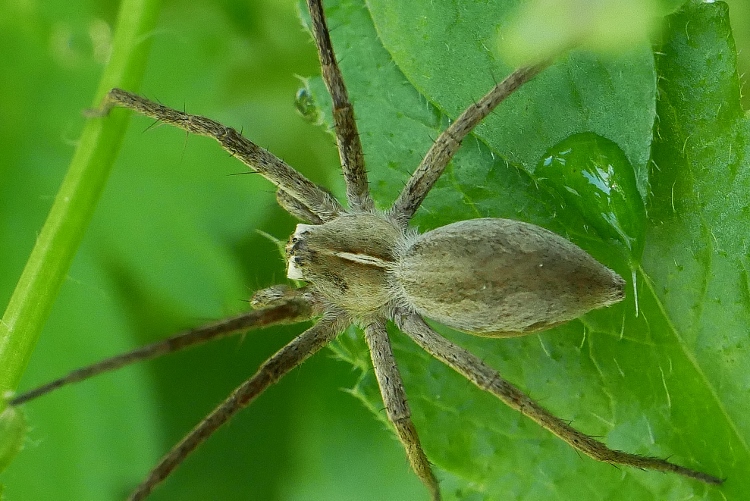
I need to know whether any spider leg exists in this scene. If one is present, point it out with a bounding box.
[127,313,347,501]
[306,0,373,212]
[364,321,440,501]
[10,294,317,406]
[97,89,342,221]
[395,311,724,486]
[277,188,324,224]
[390,62,550,225]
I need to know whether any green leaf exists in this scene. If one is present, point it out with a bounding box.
[306,0,749,499]
[4,0,748,500]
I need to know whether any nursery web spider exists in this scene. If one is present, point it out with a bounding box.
[12,0,723,499]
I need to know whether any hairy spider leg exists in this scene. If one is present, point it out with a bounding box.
[390,62,549,226]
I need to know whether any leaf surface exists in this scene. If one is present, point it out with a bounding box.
[306,0,750,498]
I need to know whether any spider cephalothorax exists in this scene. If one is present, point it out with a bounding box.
[286,212,402,318]
[10,0,722,499]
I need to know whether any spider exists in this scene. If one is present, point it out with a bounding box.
[10,0,723,499]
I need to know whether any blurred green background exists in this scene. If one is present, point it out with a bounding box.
[0,0,425,499]
[1,0,749,500]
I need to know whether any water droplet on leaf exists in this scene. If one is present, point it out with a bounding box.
[536,132,646,263]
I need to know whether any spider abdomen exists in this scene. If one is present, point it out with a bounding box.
[393,218,625,337]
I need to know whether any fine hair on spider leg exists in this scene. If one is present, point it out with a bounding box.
[11,0,724,499]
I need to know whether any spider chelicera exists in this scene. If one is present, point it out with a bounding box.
[11,0,722,499]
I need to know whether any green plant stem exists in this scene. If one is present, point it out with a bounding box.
[0,0,162,399]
